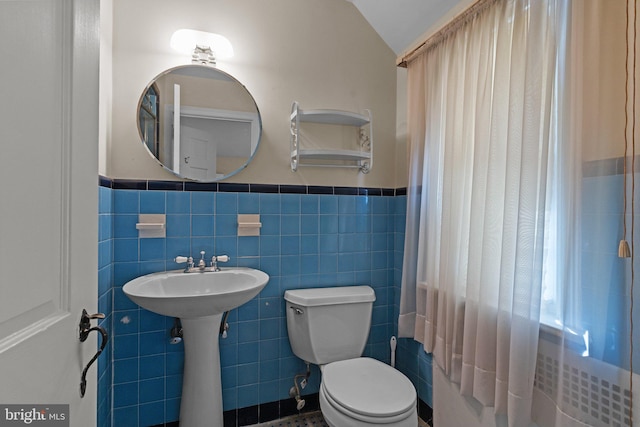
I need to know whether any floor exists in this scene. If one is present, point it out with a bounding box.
[248,411,431,427]
[249,411,328,427]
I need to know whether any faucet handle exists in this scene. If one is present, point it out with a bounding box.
[209,255,229,271]
[175,256,195,272]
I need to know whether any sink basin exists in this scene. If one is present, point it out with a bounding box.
[122,267,269,318]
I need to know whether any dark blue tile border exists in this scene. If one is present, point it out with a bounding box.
[103,156,628,194]
[100,176,407,196]
[98,176,112,188]
[360,187,381,196]
[148,181,185,191]
[112,179,147,190]
[250,184,279,193]
[418,398,433,426]
[185,182,218,192]
[308,185,334,195]
[334,186,358,195]
[279,184,307,194]
[219,183,250,193]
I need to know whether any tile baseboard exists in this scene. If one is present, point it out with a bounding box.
[150,396,432,427]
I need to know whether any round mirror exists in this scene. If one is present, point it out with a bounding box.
[137,65,262,181]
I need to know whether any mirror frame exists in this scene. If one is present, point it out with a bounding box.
[136,64,262,182]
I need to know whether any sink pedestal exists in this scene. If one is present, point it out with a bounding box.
[180,314,224,427]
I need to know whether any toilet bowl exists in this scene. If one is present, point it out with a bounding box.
[284,286,418,427]
[319,358,417,427]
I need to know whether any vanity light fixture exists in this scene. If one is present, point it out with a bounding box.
[170,29,234,66]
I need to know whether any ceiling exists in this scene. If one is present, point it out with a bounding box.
[347,0,471,56]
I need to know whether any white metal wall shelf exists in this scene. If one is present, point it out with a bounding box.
[290,101,373,173]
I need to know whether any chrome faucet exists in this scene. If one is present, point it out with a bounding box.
[174,252,230,273]
[197,251,207,271]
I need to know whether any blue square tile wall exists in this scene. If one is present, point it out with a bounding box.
[580,164,639,374]
[99,180,412,427]
[98,185,113,427]
[96,161,640,426]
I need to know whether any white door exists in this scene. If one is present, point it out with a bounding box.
[0,1,99,426]
[181,125,218,180]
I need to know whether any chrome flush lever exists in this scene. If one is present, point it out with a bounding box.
[79,309,108,398]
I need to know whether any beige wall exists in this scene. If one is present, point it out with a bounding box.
[105,0,398,188]
[98,0,113,177]
[103,0,626,188]
[581,1,626,162]
[395,68,408,188]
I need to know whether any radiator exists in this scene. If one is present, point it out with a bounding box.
[534,339,633,427]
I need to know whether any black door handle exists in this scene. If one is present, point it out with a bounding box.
[79,309,108,398]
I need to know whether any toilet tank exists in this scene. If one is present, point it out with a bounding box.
[284,286,375,365]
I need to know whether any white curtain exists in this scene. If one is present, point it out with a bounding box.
[398,0,573,425]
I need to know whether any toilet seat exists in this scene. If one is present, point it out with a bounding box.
[321,357,416,424]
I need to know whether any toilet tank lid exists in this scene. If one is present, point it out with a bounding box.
[284,286,375,306]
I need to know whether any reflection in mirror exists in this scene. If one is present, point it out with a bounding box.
[137,65,261,181]
[139,84,159,157]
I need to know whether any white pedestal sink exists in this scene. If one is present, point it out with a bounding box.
[123,268,269,427]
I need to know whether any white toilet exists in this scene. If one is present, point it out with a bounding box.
[284,286,418,427]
